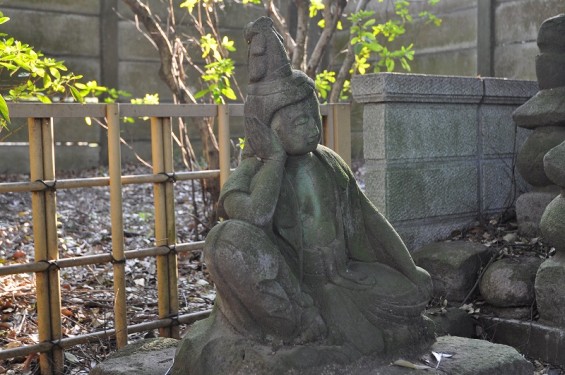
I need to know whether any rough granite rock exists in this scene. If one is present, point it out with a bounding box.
[515,188,560,236]
[536,139,565,327]
[516,126,565,186]
[413,241,493,302]
[537,14,565,53]
[479,257,542,307]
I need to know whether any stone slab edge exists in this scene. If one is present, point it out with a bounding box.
[351,73,537,104]
[479,316,565,368]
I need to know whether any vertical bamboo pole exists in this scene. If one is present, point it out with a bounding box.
[107,104,128,348]
[332,103,351,166]
[29,117,63,374]
[217,104,230,187]
[162,117,179,339]
[151,117,178,338]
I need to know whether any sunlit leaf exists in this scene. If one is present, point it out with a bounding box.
[0,94,10,124]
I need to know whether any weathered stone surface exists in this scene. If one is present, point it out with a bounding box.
[536,223,565,326]
[513,87,565,129]
[536,136,565,327]
[352,73,483,104]
[354,73,535,253]
[479,257,542,307]
[385,164,479,222]
[480,305,535,320]
[537,14,565,53]
[540,194,565,252]
[480,316,565,368]
[426,307,475,338]
[90,338,178,375]
[536,53,565,89]
[516,126,565,186]
[413,241,492,302]
[481,159,529,213]
[429,336,533,375]
[516,188,560,236]
[544,140,565,188]
[393,215,477,252]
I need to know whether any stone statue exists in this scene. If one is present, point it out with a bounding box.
[171,17,433,375]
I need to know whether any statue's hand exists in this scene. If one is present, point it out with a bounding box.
[245,117,286,162]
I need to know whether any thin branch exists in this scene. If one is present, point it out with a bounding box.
[329,0,370,102]
[292,0,310,70]
[305,0,347,77]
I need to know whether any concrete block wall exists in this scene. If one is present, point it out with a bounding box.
[352,73,537,251]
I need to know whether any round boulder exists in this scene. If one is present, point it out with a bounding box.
[479,257,543,307]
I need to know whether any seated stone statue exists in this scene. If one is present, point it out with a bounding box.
[172,17,433,375]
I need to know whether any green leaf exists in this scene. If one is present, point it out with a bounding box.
[0,94,11,125]
[70,86,84,103]
[221,87,237,100]
[194,89,209,99]
[36,94,51,103]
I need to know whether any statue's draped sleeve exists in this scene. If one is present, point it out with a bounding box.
[314,146,425,286]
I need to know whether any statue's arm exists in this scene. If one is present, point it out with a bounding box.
[222,158,286,227]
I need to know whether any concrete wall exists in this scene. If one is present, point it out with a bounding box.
[352,73,538,251]
[385,0,563,80]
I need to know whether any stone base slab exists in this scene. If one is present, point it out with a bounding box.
[89,335,533,375]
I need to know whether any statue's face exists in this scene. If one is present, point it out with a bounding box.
[272,94,321,156]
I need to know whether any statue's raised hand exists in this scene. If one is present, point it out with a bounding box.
[245,117,286,162]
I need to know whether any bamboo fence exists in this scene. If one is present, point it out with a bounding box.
[0,102,351,374]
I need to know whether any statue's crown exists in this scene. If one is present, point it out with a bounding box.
[243,17,316,129]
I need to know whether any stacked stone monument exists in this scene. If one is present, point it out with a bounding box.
[535,137,565,326]
[514,14,565,236]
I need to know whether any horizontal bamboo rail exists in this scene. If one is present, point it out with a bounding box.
[0,102,351,374]
[0,310,211,361]
[0,171,222,193]
[0,241,205,276]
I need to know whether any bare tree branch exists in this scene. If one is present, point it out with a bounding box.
[292,0,310,70]
[305,0,346,77]
[121,0,221,210]
[329,0,370,102]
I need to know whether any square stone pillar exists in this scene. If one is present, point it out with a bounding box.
[352,73,537,250]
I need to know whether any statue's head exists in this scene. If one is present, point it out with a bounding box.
[244,17,321,156]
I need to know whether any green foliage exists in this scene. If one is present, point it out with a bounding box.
[313,0,441,102]
[0,11,128,129]
[315,70,336,100]
[178,2,239,104]
[194,34,237,104]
